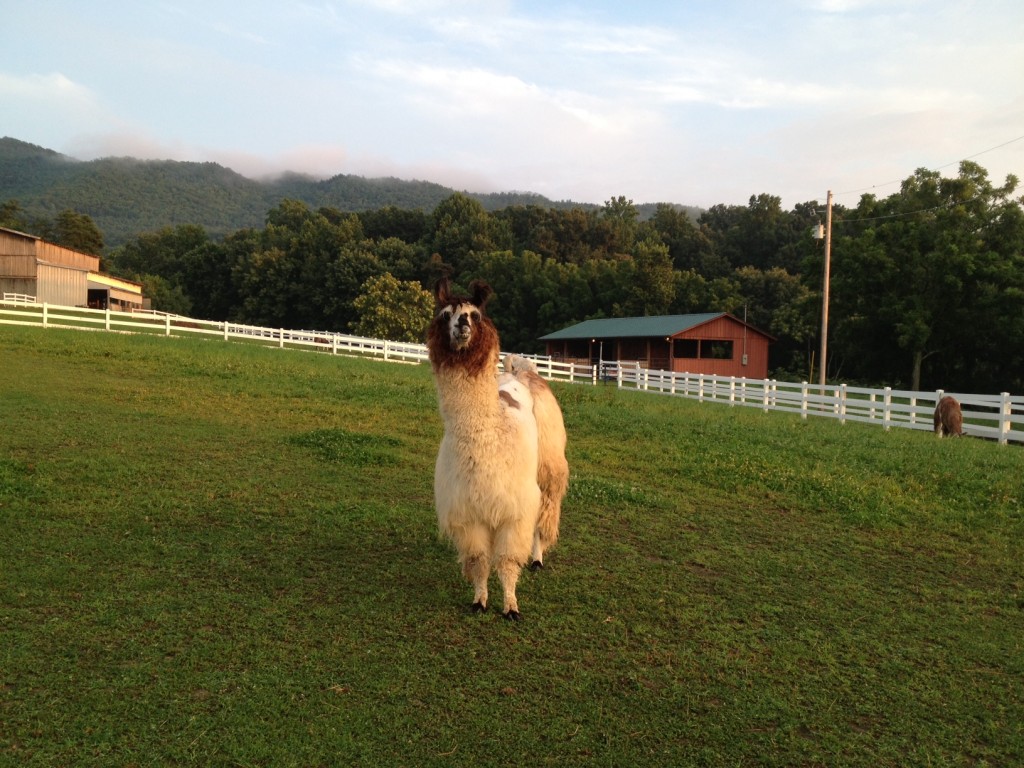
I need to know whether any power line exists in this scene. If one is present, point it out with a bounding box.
[832,133,1024,198]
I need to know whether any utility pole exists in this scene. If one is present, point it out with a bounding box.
[818,190,833,389]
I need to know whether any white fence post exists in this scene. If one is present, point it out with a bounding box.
[164,314,171,336]
[801,382,809,419]
[105,307,111,331]
[43,303,49,328]
[999,392,1012,446]
[883,387,893,431]
[839,383,848,425]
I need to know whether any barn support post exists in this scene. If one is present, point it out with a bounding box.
[999,392,1012,445]
[801,382,809,419]
[883,387,893,431]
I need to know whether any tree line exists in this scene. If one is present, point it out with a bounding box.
[3,160,1021,394]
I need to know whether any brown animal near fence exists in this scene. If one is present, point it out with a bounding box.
[933,395,964,437]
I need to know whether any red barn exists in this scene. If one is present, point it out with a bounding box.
[539,313,774,379]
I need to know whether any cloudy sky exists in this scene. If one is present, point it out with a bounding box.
[3,1,1023,209]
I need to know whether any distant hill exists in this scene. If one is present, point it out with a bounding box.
[0,137,700,248]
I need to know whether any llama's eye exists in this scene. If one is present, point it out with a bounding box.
[470,311,481,322]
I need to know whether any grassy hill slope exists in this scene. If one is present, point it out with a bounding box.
[1,325,1021,765]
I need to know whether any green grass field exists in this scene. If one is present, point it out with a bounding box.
[2,326,1022,767]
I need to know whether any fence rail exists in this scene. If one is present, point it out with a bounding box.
[3,297,1021,444]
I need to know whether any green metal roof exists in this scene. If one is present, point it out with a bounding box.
[539,313,726,341]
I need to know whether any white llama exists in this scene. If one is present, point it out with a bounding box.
[427,278,569,620]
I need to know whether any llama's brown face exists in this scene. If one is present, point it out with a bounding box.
[438,302,483,351]
[427,278,499,374]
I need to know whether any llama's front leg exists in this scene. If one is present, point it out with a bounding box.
[462,553,490,612]
[495,556,523,620]
[455,523,492,613]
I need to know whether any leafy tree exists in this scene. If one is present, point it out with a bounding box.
[138,273,192,315]
[649,203,725,276]
[598,196,639,255]
[357,205,430,244]
[430,193,503,274]
[0,200,30,231]
[732,266,816,378]
[108,225,209,284]
[617,237,675,316]
[52,210,104,256]
[829,162,1022,391]
[351,272,433,342]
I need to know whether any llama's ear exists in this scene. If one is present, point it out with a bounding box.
[434,277,452,306]
[469,280,493,309]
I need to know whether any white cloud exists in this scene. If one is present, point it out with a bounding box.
[0,72,100,111]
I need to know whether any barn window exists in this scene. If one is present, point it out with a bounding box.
[673,339,699,358]
[672,338,734,359]
[706,340,734,359]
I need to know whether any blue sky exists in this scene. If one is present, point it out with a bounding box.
[3,1,1023,208]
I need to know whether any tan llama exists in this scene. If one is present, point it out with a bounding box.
[427,278,568,620]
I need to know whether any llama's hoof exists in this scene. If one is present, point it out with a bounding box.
[471,601,488,614]
[529,560,544,572]
[503,610,522,621]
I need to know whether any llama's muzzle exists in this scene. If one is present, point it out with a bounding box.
[453,319,472,347]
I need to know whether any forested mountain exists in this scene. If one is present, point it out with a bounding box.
[0,137,698,247]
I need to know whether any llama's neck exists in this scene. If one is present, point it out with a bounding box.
[434,364,503,432]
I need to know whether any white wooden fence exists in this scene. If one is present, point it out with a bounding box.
[3,295,1022,445]
[607,363,1023,446]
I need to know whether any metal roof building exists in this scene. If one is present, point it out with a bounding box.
[540,313,775,379]
[0,227,144,310]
